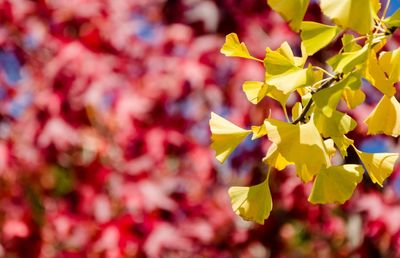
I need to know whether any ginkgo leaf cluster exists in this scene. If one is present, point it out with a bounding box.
[211,0,400,224]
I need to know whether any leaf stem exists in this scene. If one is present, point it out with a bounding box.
[313,66,335,77]
[382,0,391,20]
[266,166,272,182]
[282,104,291,123]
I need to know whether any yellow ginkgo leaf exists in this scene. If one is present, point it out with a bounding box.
[264,43,315,96]
[313,73,361,117]
[292,102,303,121]
[365,50,396,97]
[355,148,400,186]
[242,81,268,104]
[267,0,310,32]
[314,109,357,138]
[220,33,259,61]
[364,95,400,137]
[228,178,273,224]
[276,41,296,63]
[343,87,366,109]
[266,85,290,107]
[324,139,336,158]
[379,49,400,83]
[264,119,330,182]
[383,9,400,28]
[300,21,340,55]
[328,45,369,74]
[264,48,298,76]
[210,112,251,163]
[266,67,314,95]
[331,134,354,157]
[308,165,364,204]
[341,34,362,52]
[251,124,268,140]
[263,143,293,170]
[319,0,380,34]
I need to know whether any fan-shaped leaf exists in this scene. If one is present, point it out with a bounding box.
[364,95,400,137]
[228,179,272,224]
[300,21,340,55]
[308,165,364,204]
[319,0,380,34]
[267,0,310,32]
[355,148,400,186]
[221,33,259,61]
[210,113,251,163]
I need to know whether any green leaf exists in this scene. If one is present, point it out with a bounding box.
[229,178,273,224]
[264,119,330,182]
[312,73,361,117]
[221,33,259,61]
[319,0,380,34]
[300,21,340,55]
[267,0,310,32]
[355,148,400,186]
[328,45,369,73]
[364,95,400,137]
[308,165,364,204]
[210,113,251,163]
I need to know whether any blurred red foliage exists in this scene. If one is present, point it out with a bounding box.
[0,0,399,257]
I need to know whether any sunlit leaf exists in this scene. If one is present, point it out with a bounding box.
[221,33,259,60]
[242,81,268,104]
[343,88,366,109]
[308,165,364,204]
[328,45,368,74]
[266,67,314,95]
[210,113,251,163]
[331,135,354,157]
[313,73,361,117]
[355,148,400,186]
[263,143,293,170]
[379,49,400,83]
[364,95,400,137]
[324,139,336,158]
[251,124,268,140]
[300,21,340,55]
[319,0,380,34]
[267,0,310,32]
[264,119,330,182]
[383,9,400,28]
[265,43,315,95]
[341,34,362,52]
[292,102,303,121]
[365,50,396,97]
[264,48,298,76]
[314,109,357,138]
[228,178,272,224]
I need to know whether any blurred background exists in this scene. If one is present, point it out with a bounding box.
[0,0,400,257]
